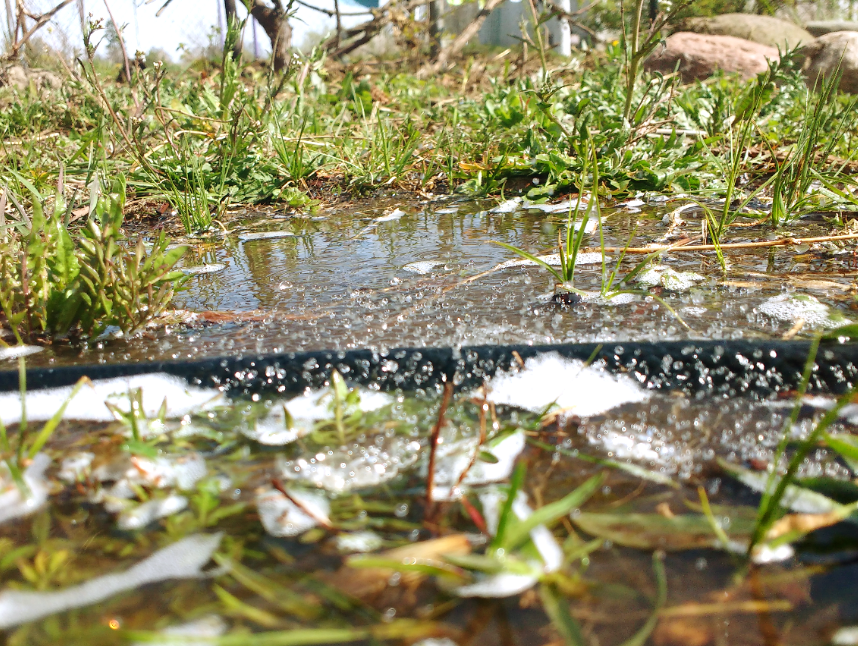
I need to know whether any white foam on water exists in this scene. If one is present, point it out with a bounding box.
[0,532,223,629]
[486,353,650,417]
[0,345,43,361]
[0,453,51,524]
[0,373,222,426]
[256,486,330,537]
[758,293,850,329]
[132,615,227,646]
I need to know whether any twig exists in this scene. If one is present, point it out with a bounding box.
[782,317,805,340]
[425,381,454,520]
[271,477,335,530]
[585,233,858,254]
[3,0,74,61]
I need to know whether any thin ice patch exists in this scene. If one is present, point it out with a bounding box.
[636,265,705,291]
[579,291,637,305]
[117,494,188,531]
[403,261,442,274]
[486,353,649,417]
[431,431,526,501]
[242,389,393,446]
[182,263,226,275]
[256,486,330,537]
[131,615,227,646]
[758,293,851,329]
[495,252,604,271]
[490,198,522,214]
[336,530,385,553]
[0,532,223,629]
[0,373,221,426]
[0,345,43,361]
[278,435,422,492]
[238,231,298,241]
[0,453,51,524]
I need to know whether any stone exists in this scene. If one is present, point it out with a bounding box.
[806,21,858,38]
[0,65,62,91]
[680,13,813,51]
[644,32,779,83]
[801,31,858,94]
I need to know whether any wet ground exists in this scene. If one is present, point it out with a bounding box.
[7,196,857,368]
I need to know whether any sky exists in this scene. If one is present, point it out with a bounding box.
[3,0,373,60]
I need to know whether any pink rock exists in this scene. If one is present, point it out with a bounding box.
[802,31,858,94]
[644,32,779,82]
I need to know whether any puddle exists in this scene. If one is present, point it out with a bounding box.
[1,358,857,644]
[12,197,856,368]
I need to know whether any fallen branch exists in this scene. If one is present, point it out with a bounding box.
[3,0,75,61]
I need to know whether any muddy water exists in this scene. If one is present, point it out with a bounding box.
[9,197,857,368]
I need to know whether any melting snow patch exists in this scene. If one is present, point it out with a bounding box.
[0,373,221,426]
[758,293,850,329]
[486,353,649,417]
[0,532,223,629]
[0,453,51,524]
[636,265,705,291]
[182,263,226,275]
[238,231,297,241]
[0,345,43,361]
[256,486,330,537]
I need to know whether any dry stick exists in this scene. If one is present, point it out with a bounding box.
[425,381,454,523]
[415,0,507,79]
[3,0,74,60]
[584,233,858,255]
[449,390,489,498]
[271,477,335,531]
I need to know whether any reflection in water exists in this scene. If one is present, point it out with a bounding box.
[16,197,856,367]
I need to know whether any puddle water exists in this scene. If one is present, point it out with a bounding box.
[2,355,858,644]
[10,197,856,368]
[3,198,858,644]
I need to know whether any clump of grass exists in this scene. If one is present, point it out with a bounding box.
[0,175,187,342]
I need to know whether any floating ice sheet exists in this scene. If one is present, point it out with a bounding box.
[490,198,522,213]
[758,293,850,329]
[118,494,189,531]
[0,532,223,629]
[0,373,222,426]
[375,208,406,222]
[336,530,384,553]
[486,353,650,417]
[431,431,525,501]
